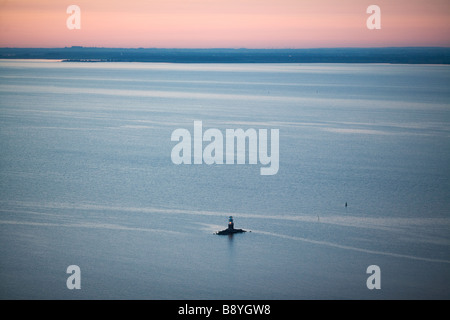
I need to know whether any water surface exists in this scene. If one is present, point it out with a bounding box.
[1,60,449,299]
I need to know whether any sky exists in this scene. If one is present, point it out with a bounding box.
[0,0,449,48]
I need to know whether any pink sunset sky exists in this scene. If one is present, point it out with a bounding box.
[0,0,449,48]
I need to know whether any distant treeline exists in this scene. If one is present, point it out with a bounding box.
[0,47,449,64]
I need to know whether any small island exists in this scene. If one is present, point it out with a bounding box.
[216,216,247,235]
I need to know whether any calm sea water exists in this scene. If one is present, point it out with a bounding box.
[0,60,449,299]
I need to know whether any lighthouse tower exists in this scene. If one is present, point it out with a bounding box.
[228,216,234,230]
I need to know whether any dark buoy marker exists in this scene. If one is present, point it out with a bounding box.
[216,216,247,235]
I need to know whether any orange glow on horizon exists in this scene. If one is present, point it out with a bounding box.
[0,0,449,48]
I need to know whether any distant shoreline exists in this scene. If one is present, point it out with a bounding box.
[1,47,449,64]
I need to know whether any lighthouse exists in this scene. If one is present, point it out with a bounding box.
[216,216,246,235]
[228,216,234,230]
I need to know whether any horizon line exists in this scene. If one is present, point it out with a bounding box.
[2,47,448,64]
